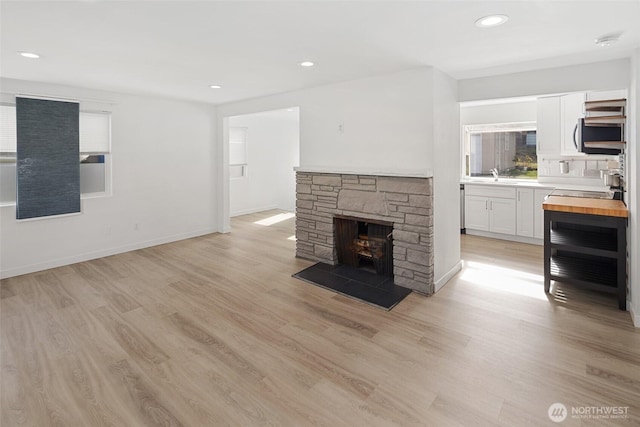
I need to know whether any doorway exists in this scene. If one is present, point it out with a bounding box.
[227,107,300,218]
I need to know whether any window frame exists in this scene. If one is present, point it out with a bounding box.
[0,103,112,206]
[462,121,537,180]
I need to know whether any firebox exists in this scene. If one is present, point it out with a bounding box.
[334,215,394,278]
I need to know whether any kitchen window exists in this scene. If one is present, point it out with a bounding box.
[463,122,537,180]
[0,104,111,205]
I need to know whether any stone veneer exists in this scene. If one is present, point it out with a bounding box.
[295,171,434,294]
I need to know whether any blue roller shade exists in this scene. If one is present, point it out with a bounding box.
[16,97,80,220]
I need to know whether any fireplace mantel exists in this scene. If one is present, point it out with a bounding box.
[295,170,434,294]
[294,166,433,179]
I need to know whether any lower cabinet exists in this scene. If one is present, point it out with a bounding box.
[465,185,516,235]
[489,197,516,235]
[516,188,534,237]
[465,184,555,242]
[464,195,490,231]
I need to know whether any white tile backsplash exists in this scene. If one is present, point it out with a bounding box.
[539,158,602,181]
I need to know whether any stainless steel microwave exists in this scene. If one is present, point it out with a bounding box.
[576,118,622,155]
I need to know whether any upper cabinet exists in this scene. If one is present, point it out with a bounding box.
[536,96,561,156]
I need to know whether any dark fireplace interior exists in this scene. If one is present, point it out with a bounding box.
[334,216,393,277]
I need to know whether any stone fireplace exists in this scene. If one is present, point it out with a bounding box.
[295,168,434,294]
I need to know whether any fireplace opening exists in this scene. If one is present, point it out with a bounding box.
[334,215,393,277]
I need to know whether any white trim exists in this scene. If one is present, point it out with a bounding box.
[230,204,279,218]
[465,229,543,245]
[7,92,116,106]
[464,121,536,133]
[15,94,79,104]
[630,302,640,328]
[1,190,112,207]
[0,227,218,279]
[16,211,82,222]
[294,166,433,178]
[434,260,463,292]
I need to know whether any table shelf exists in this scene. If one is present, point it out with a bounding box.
[543,209,627,310]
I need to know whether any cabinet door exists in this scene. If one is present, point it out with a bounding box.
[560,93,585,156]
[536,96,561,156]
[533,189,553,239]
[489,197,516,235]
[465,195,489,231]
[516,188,534,237]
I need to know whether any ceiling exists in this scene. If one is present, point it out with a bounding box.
[1,1,639,105]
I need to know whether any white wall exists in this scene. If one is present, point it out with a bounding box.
[0,78,217,278]
[458,58,630,102]
[298,69,435,172]
[229,109,299,216]
[217,67,438,231]
[217,67,461,288]
[460,99,537,125]
[432,69,461,290]
[629,50,640,326]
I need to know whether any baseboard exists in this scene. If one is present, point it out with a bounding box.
[0,227,218,279]
[630,302,640,328]
[434,260,463,293]
[230,205,279,217]
[465,229,543,246]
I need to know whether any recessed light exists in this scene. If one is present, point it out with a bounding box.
[18,51,40,59]
[299,61,315,67]
[595,33,622,47]
[209,85,222,89]
[475,14,509,28]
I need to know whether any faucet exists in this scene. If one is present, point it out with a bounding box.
[490,168,499,181]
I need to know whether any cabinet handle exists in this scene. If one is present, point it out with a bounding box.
[518,191,520,202]
[485,200,488,210]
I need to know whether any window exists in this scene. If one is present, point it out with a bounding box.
[0,104,111,205]
[229,126,247,179]
[463,122,537,180]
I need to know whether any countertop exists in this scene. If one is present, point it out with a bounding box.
[542,196,628,218]
[460,179,610,192]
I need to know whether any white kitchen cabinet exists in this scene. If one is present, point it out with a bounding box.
[560,93,585,156]
[465,185,516,235]
[464,195,490,231]
[536,96,561,156]
[534,188,554,239]
[464,183,554,242]
[490,198,517,235]
[516,188,534,237]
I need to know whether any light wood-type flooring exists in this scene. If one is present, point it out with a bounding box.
[2,210,639,426]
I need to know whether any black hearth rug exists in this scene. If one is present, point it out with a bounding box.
[292,263,412,310]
